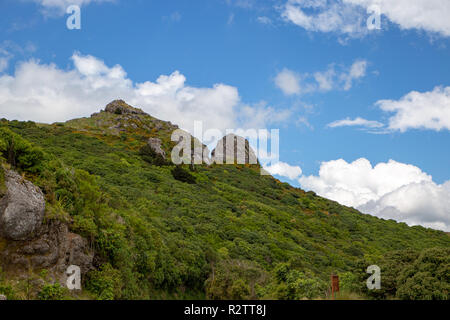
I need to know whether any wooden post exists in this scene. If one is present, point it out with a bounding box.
[331,274,339,300]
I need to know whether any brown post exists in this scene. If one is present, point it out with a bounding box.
[331,274,340,299]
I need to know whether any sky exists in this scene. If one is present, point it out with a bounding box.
[0,0,449,231]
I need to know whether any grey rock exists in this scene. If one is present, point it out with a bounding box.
[104,100,146,115]
[0,294,6,300]
[0,170,45,241]
[211,134,258,165]
[148,138,166,159]
[192,140,211,165]
[0,220,94,286]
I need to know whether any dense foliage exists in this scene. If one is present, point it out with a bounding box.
[0,112,448,300]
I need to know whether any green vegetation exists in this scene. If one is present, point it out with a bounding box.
[0,111,449,300]
[38,283,66,300]
[0,127,44,173]
[339,247,449,300]
[171,165,197,184]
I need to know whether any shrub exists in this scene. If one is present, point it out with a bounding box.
[38,283,66,300]
[86,264,123,300]
[0,283,16,300]
[339,272,361,294]
[396,247,450,300]
[139,144,167,166]
[0,127,44,172]
[284,271,327,300]
[171,165,196,184]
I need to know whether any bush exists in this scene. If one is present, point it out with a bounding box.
[139,144,167,166]
[339,272,361,294]
[171,165,196,184]
[0,127,44,172]
[284,271,327,300]
[86,264,123,300]
[396,247,449,300]
[38,283,66,300]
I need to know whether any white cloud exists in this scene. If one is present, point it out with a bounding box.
[0,53,287,135]
[328,117,384,128]
[299,158,450,231]
[282,0,450,37]
[29,0,114,16]
[377,86,450,132]
[282,0,368,37]
[341,59,367,90]
[239,101,292,129]
[275,68,302,95]
[0,57,9,73]
[296,116,313,129]
[275,59,367,95]
[347,0,450,36]
[359,180,450,232]
[257,16,273,25]
[0,44,15,74]
[264,161,303,180]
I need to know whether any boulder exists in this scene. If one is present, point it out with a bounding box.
[0,294,6,300]
[148,138,166,159]
[211,134,258,165]
[0,170,45,241]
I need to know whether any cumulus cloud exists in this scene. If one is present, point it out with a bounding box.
[282,0,450,38]
[275,68,302,95]
[0,53,288,135]
[359,180,450,232]
[264,161,303,180]
[347,0,450,36]
[327,117,384,128]
[299,158,450,231]
[275,59,367,95]
[377,86,450,132]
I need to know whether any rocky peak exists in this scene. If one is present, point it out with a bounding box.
[104,99,147,116]
[211,134,258,165]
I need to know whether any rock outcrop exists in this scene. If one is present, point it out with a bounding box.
[147,138,166,159]
[0,168,94,285]
[0,170,45,241]
[104,99,147,115]
[211,134,258,165]
[0,220,94,282]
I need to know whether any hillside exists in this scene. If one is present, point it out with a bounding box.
[0,100,449,300]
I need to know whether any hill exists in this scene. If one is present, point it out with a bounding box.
[0,100,449,300]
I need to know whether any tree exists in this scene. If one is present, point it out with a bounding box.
[0,127,44,172]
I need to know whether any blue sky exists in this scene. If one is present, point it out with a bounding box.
[1,0,450,230]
